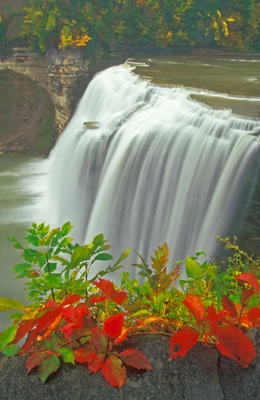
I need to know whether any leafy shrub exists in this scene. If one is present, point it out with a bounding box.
[0,223,260,389]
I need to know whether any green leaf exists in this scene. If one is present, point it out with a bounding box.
[27,290,40,300]
[132,309,152,318]
[2,344,20,356]
[113,249,131,268]
[0,298,25,311]
[93,234,105,248]
[9,312,24,320]
[24,235,40,247]
[179,280,187,291]
[186,257,203,280]
[52,255,69,266]
[0,325,17,351]
[248,293,260,309]
[45,273,62,288]
[44,263,57,273]
[69,245,90,269]
[38,355,60,383]
[58,347,75,364]
[23,248,39,262]
[95,253,113,261]
[12,263,31,274]
[7,236,23,249]
[61,221,73,236]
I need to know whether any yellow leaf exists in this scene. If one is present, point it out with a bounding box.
[0,298,25,311]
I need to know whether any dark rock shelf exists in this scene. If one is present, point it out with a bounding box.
[1,330,260,400]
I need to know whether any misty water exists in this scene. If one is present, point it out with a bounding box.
[1,54,260,331]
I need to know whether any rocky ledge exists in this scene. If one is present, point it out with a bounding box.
[0,329,260,400]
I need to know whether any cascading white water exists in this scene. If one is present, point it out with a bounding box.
[48,64,260,280]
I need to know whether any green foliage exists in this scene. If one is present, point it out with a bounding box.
[1,222,260,387]
[17,0,260,53]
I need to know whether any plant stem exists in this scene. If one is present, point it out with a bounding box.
[46,255,56,302]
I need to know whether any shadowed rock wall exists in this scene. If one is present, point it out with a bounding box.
[0,47,90,153]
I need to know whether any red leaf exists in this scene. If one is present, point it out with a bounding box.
[21,328,38,353]
[183,294,205,325]
[45,299,58,309]
[91,327,108,351]
[114,327,129,345]
[61,305,87,341]
[104,313,124,339]
[102,355,127,389]
[12,319,37,344]
[206,305,228,333]
[88,352,106,373]
[26,351,49,373]
[119,349,152,370]
[37,308,62,331]
[92,278,127,305]
[241,288,257,303]
[110,291,127,305]
[222,295,238,317]
[248,307,260,327]
[169,327,199,359]
[62,305,86,324]
[61,294,82,307]
[236,273,258,291]
[75,345,96,364]
[90,295,107,303]
[93,279,115,296]
[215,326,256,367]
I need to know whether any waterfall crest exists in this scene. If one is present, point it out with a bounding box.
[48,64,260,280]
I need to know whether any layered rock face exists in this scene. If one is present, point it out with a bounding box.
[0,47,90,154]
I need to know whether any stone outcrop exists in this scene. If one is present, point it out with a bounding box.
[0,47,90,153]
[1,330,260,400]
[46,48,89,132]
[0,69,55,154]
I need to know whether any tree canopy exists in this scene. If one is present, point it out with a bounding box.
[1,0,260,52]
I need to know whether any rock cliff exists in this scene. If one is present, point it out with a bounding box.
[0,47,90,154]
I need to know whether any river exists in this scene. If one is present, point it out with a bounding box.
[0,54,260,331]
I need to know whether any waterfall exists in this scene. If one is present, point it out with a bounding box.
[48,64,260,280]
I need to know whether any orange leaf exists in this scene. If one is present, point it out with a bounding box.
[169,327,199,359]
[104,313,124,339]
[102,355,127,389]
[114,327,129,345]
[183,294,204,325]
[215,326,256,367]
[119,349,152,370]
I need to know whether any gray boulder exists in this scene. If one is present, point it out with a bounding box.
[0,330,260,400]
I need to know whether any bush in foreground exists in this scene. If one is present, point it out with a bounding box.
[0,222,260,389]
